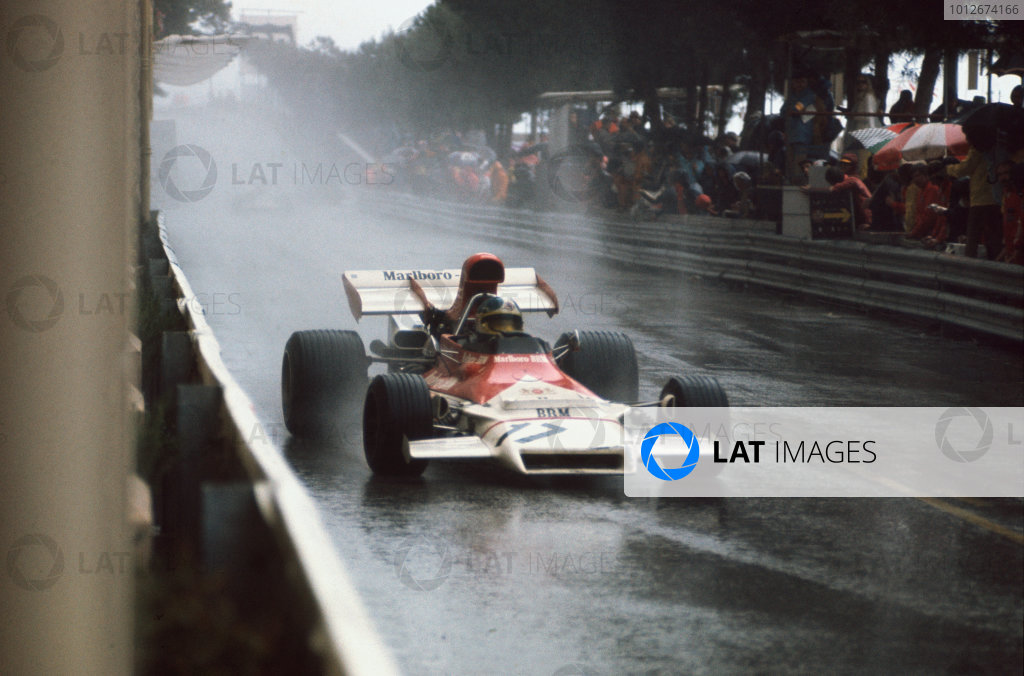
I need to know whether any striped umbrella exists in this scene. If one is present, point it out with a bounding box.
[847,123,914,154]
[872,123,969,171]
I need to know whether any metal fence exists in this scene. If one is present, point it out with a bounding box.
[363,194,1023,342]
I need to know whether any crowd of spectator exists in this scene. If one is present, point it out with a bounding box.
[383,108,778,220]
[380,80,1024,264]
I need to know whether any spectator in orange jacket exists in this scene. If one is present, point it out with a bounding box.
[828,153,873,229]
[901,165,928,233]
[910,161,953,247]
[611,140,651,209]
[488,160,508,204]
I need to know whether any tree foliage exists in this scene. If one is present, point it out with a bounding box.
[154,0,232,37]
[245,1,1021,154]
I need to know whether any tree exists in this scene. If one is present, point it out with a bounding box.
[154,0,231,37]
[244,1,1024,157]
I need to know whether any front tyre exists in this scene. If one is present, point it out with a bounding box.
[363,373,432,476]
[554,330,639,402]
[282,330,368,438]
[659,375,729,407]
[660,375,729,478]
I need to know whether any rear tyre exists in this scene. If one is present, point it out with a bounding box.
[554,330,639,402]
[659,375,729,407]
[282,330,368,438]
[363,373,432,476]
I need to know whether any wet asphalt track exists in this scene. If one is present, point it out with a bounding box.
[155,106,1023,675]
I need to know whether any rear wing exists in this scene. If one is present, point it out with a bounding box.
[342,267,558,320]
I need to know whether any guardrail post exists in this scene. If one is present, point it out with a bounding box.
[201,483,269,592]
[168,385,222,548]
[148,259,173,302]
[160,332,193,398]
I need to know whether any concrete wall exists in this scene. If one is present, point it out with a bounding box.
[0,1,140,672]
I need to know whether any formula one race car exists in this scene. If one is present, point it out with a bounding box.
[281,253,728,476]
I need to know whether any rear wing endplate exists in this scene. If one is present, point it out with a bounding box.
[342,267,558,319]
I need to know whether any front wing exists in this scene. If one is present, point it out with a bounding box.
[407,416,634,475]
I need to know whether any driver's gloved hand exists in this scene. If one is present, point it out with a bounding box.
[422,307,450,333]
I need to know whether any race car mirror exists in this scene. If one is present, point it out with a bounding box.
[432,395,450,422]
[552,329,581,362]
[568,330,581,352]
[424,334,439,358]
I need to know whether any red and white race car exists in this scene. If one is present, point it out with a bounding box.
[281,253,727,476]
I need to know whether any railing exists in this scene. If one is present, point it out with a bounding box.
[363,193,1023,342]
[142,211,399,676]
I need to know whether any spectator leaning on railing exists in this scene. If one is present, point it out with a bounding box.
[946,126,1000,259]
[882,163,914,232]
[821,153,873,229]
[488,159,508,205]
[908,161,953,248]
[996,161,1024,264]
[902,164,928,233]
[868,164,903,231]
[724,171,755,218]
[946,176,971,245]
[781,71,828,183]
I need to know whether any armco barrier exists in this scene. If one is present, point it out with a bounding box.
[148,212,399,676]
[362,194,1023,342]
